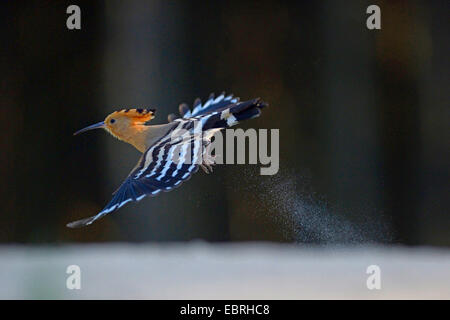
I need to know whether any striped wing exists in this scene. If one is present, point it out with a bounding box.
[186,92,239,118]
[168,92,239,122]
[67,125,204,228]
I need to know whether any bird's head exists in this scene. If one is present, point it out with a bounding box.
[74,108,156,140]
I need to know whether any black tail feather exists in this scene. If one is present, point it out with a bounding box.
[201,98,268,130]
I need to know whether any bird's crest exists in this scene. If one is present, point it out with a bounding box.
[110,108,156,122]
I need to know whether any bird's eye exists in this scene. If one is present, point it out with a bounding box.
[110,119,116,124]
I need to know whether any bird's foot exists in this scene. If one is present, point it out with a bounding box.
[201,153,216,174]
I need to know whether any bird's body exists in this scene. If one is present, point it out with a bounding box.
[68,93,267,228]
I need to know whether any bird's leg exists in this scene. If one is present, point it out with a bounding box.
[201,140,216,174]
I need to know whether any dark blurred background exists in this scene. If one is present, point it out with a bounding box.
[0,0,448,246]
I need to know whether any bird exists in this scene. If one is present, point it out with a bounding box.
[68,92,268,228]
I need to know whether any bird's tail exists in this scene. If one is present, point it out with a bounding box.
[198,98,268,131]
[168,93,268,130]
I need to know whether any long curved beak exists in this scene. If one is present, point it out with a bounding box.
[73,121,105,136]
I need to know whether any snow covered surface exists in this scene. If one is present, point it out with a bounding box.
[0,243,449,299]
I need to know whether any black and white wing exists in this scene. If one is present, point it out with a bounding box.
[167,92,266,131]
[167,92,240,122]
[67,123,204,228]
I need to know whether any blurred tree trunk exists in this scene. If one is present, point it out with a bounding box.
[320,1,381,233]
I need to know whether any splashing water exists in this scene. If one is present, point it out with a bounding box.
[236,167,393,244]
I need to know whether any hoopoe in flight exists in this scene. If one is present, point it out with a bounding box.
[68,92,268,228]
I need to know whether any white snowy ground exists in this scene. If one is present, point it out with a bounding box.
[0,243,449,299]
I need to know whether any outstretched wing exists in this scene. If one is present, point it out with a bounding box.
[167,92,239,122]
[67,124,204,228]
